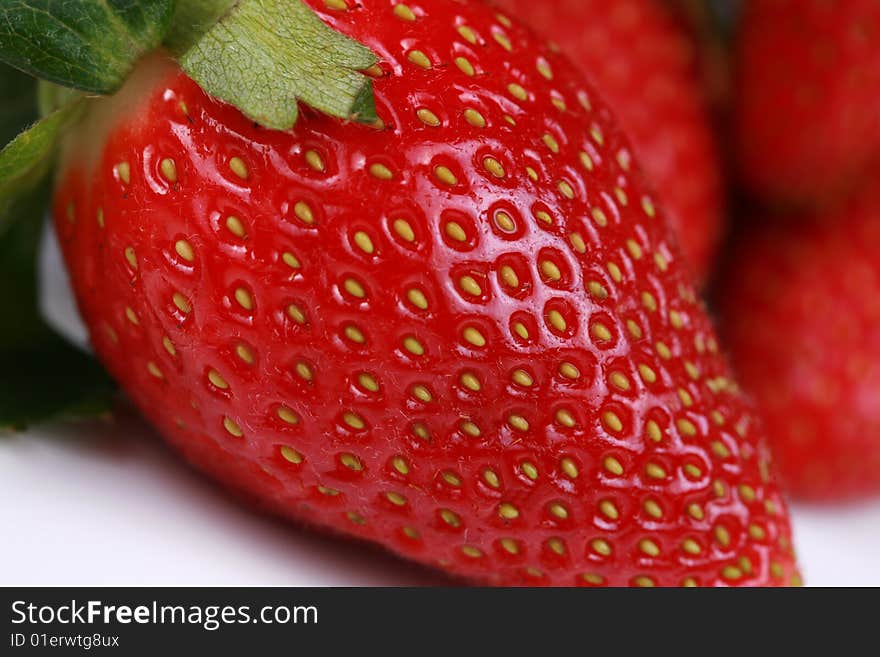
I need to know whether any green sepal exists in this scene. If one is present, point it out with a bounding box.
[167,0,379,130]
[0,0,175,94]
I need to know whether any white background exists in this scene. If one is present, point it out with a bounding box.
[1,230,878,587]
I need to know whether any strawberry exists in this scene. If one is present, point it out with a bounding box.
[495,0,725,283]
[734,0,880,206]
[718,171,880,501]
[8,0,798,586]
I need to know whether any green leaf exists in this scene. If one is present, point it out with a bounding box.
[0,179,116,431]
[0,97,84,237]
[167,0,379,130]
[0,63,115,430]
[0,0,175,94]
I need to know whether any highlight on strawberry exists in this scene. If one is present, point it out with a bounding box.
[0,0,802,586]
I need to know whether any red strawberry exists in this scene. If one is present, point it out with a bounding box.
[52,0,798,586]
[495,0,725,283]
[718,171,880,501]
[734,0,880,206]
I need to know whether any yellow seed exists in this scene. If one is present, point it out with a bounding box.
[386,492,407,506]
[722,565,743,581]
[579,151,595,171]
[208,369,228,389]
[483,156,505,178]
[455,57,475,76]
[560,458,579,479]
[591,539,612,556]
[599,500,619,520]
[369,163,394,180]
[282,252,301,272]
[96,208,105,228]
[353,231,374,254]
[644,499,663,519]
[406,288,429,310]
[434,166,457,186]
[458,275,482,296]
[407,50,432,69]
[343,278,366,299]
[603,411,623,433]
[458,25,477,43]
[638,364,657,384]
[500,538,519,555]
[175,240,194,262]
[645,463,667,479]
[626,239,643,260]
[549,503,569,520]
[609,371,630,391]
[440,509,460,527]
[582,573,605,585]
[295,361,313,380]
[115,161,131,184]
[498,503,519,520]
[287,304,306,324]
[125,307,139,325]
[229,157,249,179]
[358,373,379,392]
[512,322,529,340]
[393,3,416,21]
[341,453,363,471]
[124,247,137,269]
[558,180,575,199]
[160,158,177,183]
[677,418,698,437]
[460,372,481,391]
[592,208,609,227]
[495,211,515,232]
[521,462,539,480]
[507,83,527,100]
[232,288,252,311]
[642,291,658,312]
[162,336,177,357]
[682,538,702,555]
[634,576,655,588]
[508,415,529,432]
[500,265,519,288]
[223,416,243,437]
[493,31,512,52]
[464,108,486,128]
[412,385,432,403]
[559,362,580,380]
[294,201,315,225]
[607,261,623,282]
[460,420,481,437]
[640,539,660,557]
[540,260,562,281]
[591,322,612,342]
[535,210,553,226]
[537,60,553,80]
[603,456,624,476]
[318,486,339,497]
[277,407,299,425]
[392,456,409,475]
[511,369,533,387]
[280,446,303,464]
[555,408,576,427]
[417,108,440,126]
[226,216,247,238]
[646,420,663,442]
[305,150,325,172]
[482,469,500,488]
[588,281,608,299]
[325,0,346,9]
[543,134,560,153]
[461,545,483,558]
[173,292,192,314]
[463,327,486,347]
[343,412,366,430]
[444,221,467,242]
[403,336,425,356]
[547,310,567,332]
[386,221,414,247]
[656,341,672,359]
[146,361,163,379]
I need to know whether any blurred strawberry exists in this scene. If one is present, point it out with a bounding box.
[734,0,880,207]
[718,170,880,500]
[496,0,726,283]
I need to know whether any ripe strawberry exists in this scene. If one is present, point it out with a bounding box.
[734,0,880,206]
[718,172,880,501]
[495,0,725,283]
[51,0,798,586]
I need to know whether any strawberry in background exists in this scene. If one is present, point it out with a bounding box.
[718,170,880,501]
[734,0,880,207]
[496,0,726,284]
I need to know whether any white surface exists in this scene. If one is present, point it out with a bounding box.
[0,228,877,587]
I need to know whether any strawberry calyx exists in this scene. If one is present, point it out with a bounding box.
[0,0,379,428]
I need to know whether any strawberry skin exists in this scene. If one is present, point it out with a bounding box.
[495,0,725,283]
[734,0,880,206]
[53,0,798,586]
[718,174,880,501]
